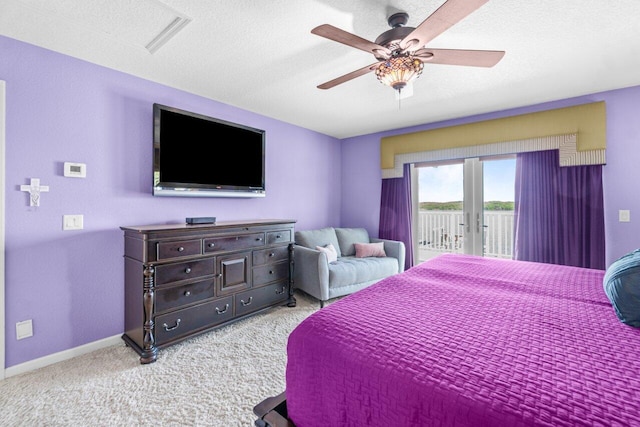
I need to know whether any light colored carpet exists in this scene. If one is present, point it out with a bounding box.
[0,292,320,427]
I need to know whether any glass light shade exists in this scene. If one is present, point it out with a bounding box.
[375,55,424,91]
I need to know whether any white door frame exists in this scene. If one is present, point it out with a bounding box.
[463,158,484,255]
[1,80,6,380]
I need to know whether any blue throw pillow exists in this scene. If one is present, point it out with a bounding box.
[603,249,640,327]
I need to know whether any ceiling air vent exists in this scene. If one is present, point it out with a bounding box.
[145,15,191,54]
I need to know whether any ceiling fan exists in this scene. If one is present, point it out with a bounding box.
[311,0,505,94]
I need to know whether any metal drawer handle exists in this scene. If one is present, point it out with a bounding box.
[184,267,192,274]
[241,297,253,306]
[256,237,263,241]
[208,243,215,248]
[269,252,275,257]
[216,273,223,278]
[275,287,286,295]
[216,304,229,314]
[163,319,181,331]
[269,270,274,275]
[184,291,191,297]
[276,234,281,239]
[177,246,184,252]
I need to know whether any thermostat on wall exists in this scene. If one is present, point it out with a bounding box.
[64,162,86,178]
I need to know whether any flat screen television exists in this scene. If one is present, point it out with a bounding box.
[153,103,266,198]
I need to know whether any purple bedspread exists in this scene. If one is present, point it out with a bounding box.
[286,254,640,426]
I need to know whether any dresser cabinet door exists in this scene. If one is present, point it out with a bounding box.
[217,251,251,295]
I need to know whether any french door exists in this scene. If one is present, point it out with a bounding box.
[413,156,515,263]
[462,158,484,255]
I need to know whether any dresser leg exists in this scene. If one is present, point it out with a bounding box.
[141,265,157,364]
[287,243,297,307]
[139,347,158,364]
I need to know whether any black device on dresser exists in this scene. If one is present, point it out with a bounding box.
[120,219,296,363]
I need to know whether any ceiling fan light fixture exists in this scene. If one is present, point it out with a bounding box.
[375,55,424,91]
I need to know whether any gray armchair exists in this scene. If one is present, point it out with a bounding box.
[293,227,405,307]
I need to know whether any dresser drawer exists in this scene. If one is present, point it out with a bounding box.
[253,246,289,266]
[156,239,202,261]
[253,261,289,287]
[267,230,291,245]
[155,258,215,286]
[203,233,265,253]
[155,296,234,345]
[235,281,288,317]
[155,279,215,313]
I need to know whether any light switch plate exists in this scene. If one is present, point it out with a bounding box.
[619,210,631,222]
[63,214,84,230]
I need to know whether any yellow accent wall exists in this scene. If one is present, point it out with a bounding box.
[380,102,606,170]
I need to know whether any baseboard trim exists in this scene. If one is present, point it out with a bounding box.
[5,334,123,378]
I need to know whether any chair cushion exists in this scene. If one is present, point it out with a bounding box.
[296,227,342,257]
[335,228,370,257]
[328,256,398,289]
[604,248,640,327]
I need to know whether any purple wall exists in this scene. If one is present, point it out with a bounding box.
[1,36,341,367]
[341,87,640,267]
[3,32,639,368]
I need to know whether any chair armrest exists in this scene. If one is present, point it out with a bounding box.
[293,244,331,301]
[371,238,406,273]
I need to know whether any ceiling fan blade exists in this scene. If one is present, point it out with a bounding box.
[416,48,505,67]
[400,0,490,51]
[317,62,381,90]
[312,24,391,58]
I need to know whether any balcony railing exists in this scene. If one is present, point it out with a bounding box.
[416,210,514,260]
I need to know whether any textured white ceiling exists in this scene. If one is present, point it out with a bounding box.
[2,0,640,139]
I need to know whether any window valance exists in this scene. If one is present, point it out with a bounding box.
[381,102,606,179]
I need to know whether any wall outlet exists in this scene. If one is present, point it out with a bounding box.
[63,214,84,230]
[16,319,33,340]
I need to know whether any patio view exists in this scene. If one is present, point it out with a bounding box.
[416,204,515,261]
[416,158,516,262]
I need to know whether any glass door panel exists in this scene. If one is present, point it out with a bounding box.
[415,161,464,262]
[482,157,516,259]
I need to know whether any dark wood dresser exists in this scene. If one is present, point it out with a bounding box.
[121,219,296,363]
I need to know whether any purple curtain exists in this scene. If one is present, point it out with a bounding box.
[513,150,605,269]
[379,163,414,270]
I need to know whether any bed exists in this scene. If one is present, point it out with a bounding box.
[254,253,640,426]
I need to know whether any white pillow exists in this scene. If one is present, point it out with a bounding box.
[316,243,338,263]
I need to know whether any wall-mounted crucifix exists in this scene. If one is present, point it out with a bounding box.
[20,178,50,207]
